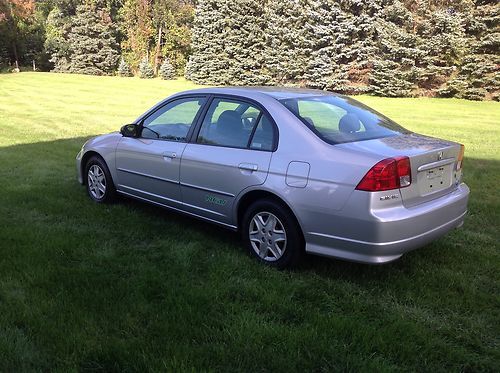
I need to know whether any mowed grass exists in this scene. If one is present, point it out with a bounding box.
[0,72,499,371]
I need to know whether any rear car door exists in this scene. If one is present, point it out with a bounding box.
[115,96,206,206]
[180,97,277,225]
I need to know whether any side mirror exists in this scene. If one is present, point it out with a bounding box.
[120,124,139,138]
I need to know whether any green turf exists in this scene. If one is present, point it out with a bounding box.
[0,72,499,371]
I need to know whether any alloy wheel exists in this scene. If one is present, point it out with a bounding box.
[87,164,106,200]
[249,211,287,262]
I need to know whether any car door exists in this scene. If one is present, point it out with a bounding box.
[180,97,277,225]
[115,96,206,207]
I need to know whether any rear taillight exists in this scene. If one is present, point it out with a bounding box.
[356,156,411,192]
[456,144,465,171]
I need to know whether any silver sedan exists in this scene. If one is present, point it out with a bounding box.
[76,87,469,268]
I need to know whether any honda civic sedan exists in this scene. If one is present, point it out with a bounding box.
[76,87,469,268]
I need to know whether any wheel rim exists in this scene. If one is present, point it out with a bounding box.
[249,211,287,262]
[87,164,106,200]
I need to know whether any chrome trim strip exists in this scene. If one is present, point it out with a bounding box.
[180,181,235,197]
[180,200,227,217]
[308,211,467,247]
[417,158,455,172]
[117,190,238,230]
[117,167,179,185]
[118,185,227,217]
[117,184,181,205]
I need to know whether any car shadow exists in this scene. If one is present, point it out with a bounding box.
[1,137,496,283]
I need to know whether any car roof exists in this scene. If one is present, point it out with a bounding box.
[176,86,339,100]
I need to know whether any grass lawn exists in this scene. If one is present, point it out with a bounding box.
[0,72,499,371]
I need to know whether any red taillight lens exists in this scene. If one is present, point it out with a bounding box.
[356,156,411,192]
[456,144,465,171]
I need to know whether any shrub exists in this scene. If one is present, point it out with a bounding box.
[139,57,154,79]
[117,58,133,77]
[159,58,176,79]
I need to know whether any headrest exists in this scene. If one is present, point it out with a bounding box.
[217,110,242,133]
[339,114,361,133]
[260,115,273,132]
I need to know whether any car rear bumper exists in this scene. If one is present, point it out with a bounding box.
[304,183,470,264]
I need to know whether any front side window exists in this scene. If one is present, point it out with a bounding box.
[279,95,410,144]
[197,98,274,150]
[142,97,206,141]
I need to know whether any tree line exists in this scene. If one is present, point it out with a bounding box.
[0,0,193,76]
[1,0,498,100]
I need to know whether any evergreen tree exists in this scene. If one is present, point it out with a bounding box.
[159,57,175,79]
[370,1,423,97]
[302,0,379,93]
[118,57,133,76]
[440,1,499,100]
[67,4,119,75]
[139,56,154,78]
[44,7,72,72]
[185,0,227,84]
[184,0,499,100]
[262,0,310,85]
[186,0,267,85]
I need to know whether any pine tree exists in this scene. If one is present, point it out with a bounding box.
[44,7,72,72]
[262,0,310,85]
[67,4,119,75]
[159,57,176,79]
[186,0,267,85]
[185,0,498,100]
[440,1,499,100]
[118,57,133,77]
[370,1,422,97]
[139,56,154,78]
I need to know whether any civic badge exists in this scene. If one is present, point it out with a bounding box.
[437,151,443,160]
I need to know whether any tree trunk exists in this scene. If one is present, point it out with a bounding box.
[154,25,162,75]
[12,38,19,67]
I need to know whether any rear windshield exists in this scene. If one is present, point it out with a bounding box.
[278,95,410,144]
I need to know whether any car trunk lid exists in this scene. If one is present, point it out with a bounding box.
[337,133,463,207]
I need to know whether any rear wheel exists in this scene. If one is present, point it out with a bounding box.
[85,156,116,203]
[242,198,303,269]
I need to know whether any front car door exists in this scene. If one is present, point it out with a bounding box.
[180,96,277,226]
[115,96,206,207]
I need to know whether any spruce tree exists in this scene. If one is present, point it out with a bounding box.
[284,0,381,94]
[370,1,422,97]
[139,57,154,78]
[440,1,499,100]
[159,57,176,79]
[185,0,498,100]
[262,0,310,85]
[67,4,119,75]
[118,58,133,77]
[186,0,267,85]
[415,4,469,96]
[186,0,231,84]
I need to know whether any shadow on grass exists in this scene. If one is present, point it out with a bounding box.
[1,136,497,283]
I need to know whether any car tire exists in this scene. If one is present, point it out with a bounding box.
[84,156,116,203]
[242,198,304,269]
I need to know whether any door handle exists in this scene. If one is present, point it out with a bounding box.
[163,151,177,159]
[238,163,258,172]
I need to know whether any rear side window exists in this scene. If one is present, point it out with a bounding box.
[279,95,410,144]
[250,116,274,151]
[197,98,275,150]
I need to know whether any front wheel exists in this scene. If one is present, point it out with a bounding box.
[85,156,116,203]
[242,199,304,269]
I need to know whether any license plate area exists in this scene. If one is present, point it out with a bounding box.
[418,164,453,196]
